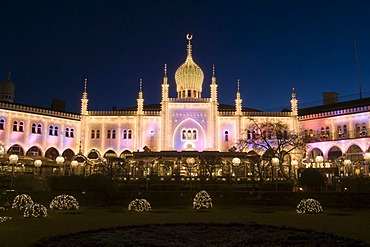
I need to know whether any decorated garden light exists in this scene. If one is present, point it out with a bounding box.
[49,194,79,210]
[12,194,33,210]
[0,207,12,223]
[193,190,212,209]
[296,198,323,214]
[9,154,18,188]
[56,156,65,175]
[24,203,47,218]
[34,159,42,175]
[128,199,151,212]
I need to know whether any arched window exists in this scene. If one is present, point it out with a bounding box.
[193,130,197,140]
[337,126,342,138]
[309,129,313,138]
[123,129,127,139]
[362,123,367,136]
[0,119,4,130]
[182,130,186,140]
[65,128,70,137]
[187,130,192,140]
[13,121,18,131]
[343,125,347,137]
[325,126,329,138]
[150,130,154,141]
[49,126,54,135]
[128,130,132,139]
[356,123,361,137]
[37,124,42,134]
[224,130,229,142]
[96,130,100,139]
[70,128,74,138]
[32,123,37,133]
[320,127,325,138]
[91,130,95,139]
[112,129,116,139]
[247,130,251,140]
[54,126,59,136]
[107,129,111,139]
[19,122,24,132]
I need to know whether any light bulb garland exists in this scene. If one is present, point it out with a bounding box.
[296,198,323,214]
[12,194,33,210]
[24,203,48,218]
[49,195,79,210]
[128,199,151,212]
[193,190,213,209]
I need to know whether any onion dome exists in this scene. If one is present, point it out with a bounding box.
[175,34,204,98]
[0,71,15,102]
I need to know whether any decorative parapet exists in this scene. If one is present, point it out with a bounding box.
[218,111,291,116]
[0,102,80,120]
[88,110,160,116]
[168,98,211,102]
[299,105,370,120]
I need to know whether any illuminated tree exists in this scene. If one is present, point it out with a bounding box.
[49,194,79,210]
[12,194,33,210]
[237,118,306,180]
[24,203,48,218]
[296,198,323,214]
[128,199,151,212]
[193,190,212,209]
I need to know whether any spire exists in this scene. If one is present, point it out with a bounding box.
[235,79,242,115]
[137,79,144,114]
[210,65,218,102]
[7,71,11,80]
[81,78,89,115]
[162,64,169,102]
[291,87,298,116]
[186,34,193,58]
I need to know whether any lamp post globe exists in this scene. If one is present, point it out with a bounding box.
[34,159,42,175]
[56,156,65,176]
[9,154,18,188]
[71,160,78,175]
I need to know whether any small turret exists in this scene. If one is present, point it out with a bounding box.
[81,79,88,115]
[235,79,242,115]
[0,71,15,102]
[291,87,298,116]
[137,79,144,115]
[161,64,169,101]
[210,65,218,102]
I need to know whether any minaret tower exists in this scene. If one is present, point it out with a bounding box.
[81,79,88,115]
[210,65,218,103]
[290,87,299,133]
[137,79,144,115]
[235,79,242,116]
[161,64,169,102]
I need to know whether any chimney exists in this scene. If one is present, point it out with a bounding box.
[322,92,338,105]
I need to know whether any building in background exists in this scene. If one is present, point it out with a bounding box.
[0,35,368,178]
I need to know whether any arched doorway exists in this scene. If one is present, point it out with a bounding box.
[45,147,59,160]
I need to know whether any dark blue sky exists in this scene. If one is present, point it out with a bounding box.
[2,0,370,113]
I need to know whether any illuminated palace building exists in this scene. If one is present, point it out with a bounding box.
[0,35,369,179]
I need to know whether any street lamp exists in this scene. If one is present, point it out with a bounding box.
[9,154,18,188]
[315,155,324,168]
[34,159,42,175]
[343,158,351,176]
[271,157,279,180]
[232,157,241,177]
[363,152,370,176]
[56,156,65,176]
[71,160,78,175]
[291,159,298,179]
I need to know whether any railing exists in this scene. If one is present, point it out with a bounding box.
[218,111,292,116]
[0,102,80,120]
[168,98,211,102]
[304,130,370,143]
[299,105,370,120]
[88,110,160,116]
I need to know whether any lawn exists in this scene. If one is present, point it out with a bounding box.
[1,205,370,246]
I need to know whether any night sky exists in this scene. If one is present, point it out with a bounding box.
[2,0,370,113]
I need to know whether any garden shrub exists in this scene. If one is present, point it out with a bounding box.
[12,194,33,210]
[50,194,79,210]
[296,198,323,214]
[193,190,213,209]
[128,199,151,212]
[24,203,47,218]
